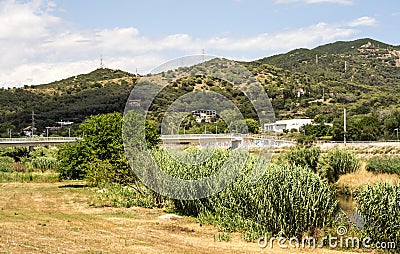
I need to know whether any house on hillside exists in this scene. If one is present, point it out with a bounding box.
[23,126,37,136]
[264,119,312,132]
[191,109,217,123]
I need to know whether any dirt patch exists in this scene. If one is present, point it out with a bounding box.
[0,182,373,253]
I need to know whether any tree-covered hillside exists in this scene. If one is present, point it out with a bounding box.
[0,69,138,136]
[1,38,400,140]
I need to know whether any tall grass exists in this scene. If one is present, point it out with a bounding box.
[95,183,168,208]
[355,183,400,248]
[283,146,321,171]
[31,157,58,172]
[152,148,338,240]
[0,156,15,172]
[318,149,359,183]
[0,172,59,183]
[366,156,400,175]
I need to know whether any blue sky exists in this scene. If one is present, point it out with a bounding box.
[0,0,399,87]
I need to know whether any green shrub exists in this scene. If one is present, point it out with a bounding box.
[0,147,29,162]
[0,162,13,172]
[355,183,400,248]
[0,156,15,164]
[57,113,138,183]
[283,146,321,171]
[167,149,338,240]
[366,156,400,175]
[318,149,359,183]
[0,156,14,172]
[96,183,165,208]
[31,157,58,172]
[85,158,135,186]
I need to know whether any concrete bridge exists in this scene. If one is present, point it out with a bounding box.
[160,134,295,148]
[0,137,78,147]
[0,134,296,148]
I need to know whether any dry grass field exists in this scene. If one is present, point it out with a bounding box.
[0,182,377,254]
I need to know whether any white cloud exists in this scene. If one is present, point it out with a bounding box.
[275,0,353,4]
[347,16,377,27]
[0,0,375,88]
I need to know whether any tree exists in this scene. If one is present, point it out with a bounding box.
[245,118,260,134]
[57,112,133,184]
[383,109,400,137]
[355,115,382,141]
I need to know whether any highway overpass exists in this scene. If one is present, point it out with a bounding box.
[0,137,78,147]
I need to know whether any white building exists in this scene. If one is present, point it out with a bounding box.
[264,119,312,132]
[191,109,217,123]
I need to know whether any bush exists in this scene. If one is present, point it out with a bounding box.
[0,156,14,172]
[317,149,359,183]
[31,157,58,172]
[0,156,15,164]
[57,113,132,182]
[283,146,321,171]
[355,183,400,248]
[85,158,135,186]
[95,183,165,208]
[0,147,29,162]
[366,156,400,175]
[57,143,87,180]
[168,149,338,240]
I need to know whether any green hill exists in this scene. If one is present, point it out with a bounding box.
[0,68,138,136]
[1,38,400,140]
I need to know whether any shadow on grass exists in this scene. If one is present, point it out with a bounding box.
[58,183,89,189]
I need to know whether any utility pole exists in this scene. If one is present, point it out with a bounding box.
[31,111,35,136]
[8,129,11,138]
[344,61,347,72]
[395,128,399,141]
[344,108,347,144]
[316,54,318,65]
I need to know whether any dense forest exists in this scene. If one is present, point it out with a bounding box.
[1,38,400,141]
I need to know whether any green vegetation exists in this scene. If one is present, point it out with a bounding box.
[317,149,359,183]
[57,112,159,184]
[0,147,59,182]
[1,38,400,140]
[0,68,137,137]
[31,157,58,172]
[366,156,400,175]
[2,37,399,250]
[192,162,337,241]
[282,146,321,171]
[280,146,359,183]
[0,172,59,183]
[57,112,132,183]
[95,183,165,208]
[355,183,400,248]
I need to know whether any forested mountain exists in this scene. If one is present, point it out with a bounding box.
[0,69,138,136]
[1,38,400,140]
